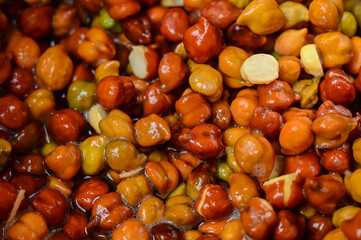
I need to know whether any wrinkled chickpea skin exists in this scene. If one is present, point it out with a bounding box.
[2,0,361,239]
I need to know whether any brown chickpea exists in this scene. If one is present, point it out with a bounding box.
[340,210,361,240]
[221,218,245,240]
[315,100,352,118]
[0,95,30,130]
[96,76,125,110]
[307,213,334,240]
[11,120,43,153]
[6,33,41,69]
[104,0,141,21]
[160,8,189,42]
[19,5,54,39]
[52,3,80,37]
[168,151,202,181]
[277,56,301,85]
[135,114,171,147]
[49,232,71,240]
[145,160,179,198]
[165,196,200,226]
[36,45,74,90]
[13,154,46,174]
[279,116,314,155]
[234,133,275,182]
[78,0,103,13]
[184,0,212,12]
[11,173,45,197]
[117,175,152,207]
[88,192,133,230]
[139,0,159,8]
[176,93,212,128]
[0,52,12,85]
[63,212,88,239]
[151,223,184,240]
[78,27,116,67]
[6,212,49,240]
[320,143,351,174]
[319,69,356,106]
[198,219,228,235]
[201,0,242,29]
[304,174,346,214]
[230,93,258,127]
[158,52,188,93]
[257,80,299,113]
[31,188,70,228]
[226,24,267,50]
[249,106,284,139]
[25,88,56,121]
[73,63,94,83]
[0,9,7,33]
[0,179,26,221]
[282,107,314,122]
[211,95,232,130]
[45,144,81,181]
[112,219,151,240]
[123,15,152,45]
[146,5,167,31]
[6,68,35,99]
[241,197,277,240]
[283,150,322,178]
[48,108,86,143]
[272,210,305,240]
[73,178,110,211]
[187,163,212,199]
[179,123,224,160]
[138,196,165,225]
[60,27,88,59]
[143,81,175,117]
[183,17,223,64]
[309,0,343,31]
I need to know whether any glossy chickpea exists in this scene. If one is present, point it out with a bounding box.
[62,212,88,239]
[309,0,343,31]
[146,5,167,31]
[307,213,334,240]
[0,179,26,221]
[249,106,284,139]
[36,45,73,90]
[183,17,223,64]
[315,100,352,118]
[304,174,346,214]
[179,123,224,160]
[160,8,189,42]
[88,192,133,231]
[80,135,107,175]
[48,109,86,143]
[184,0,212,12]
[319,69,355,106]
[73,178,109,211]
[0,139,11,171]
[78,0,103,13]
[211,95,231,130]
[25,88,55,121]
[19,5,54,39]
[339,210,361,239]
[234,133,275,182]
[145,161,179,198]
[175,93,211,128]
[257,80,299,113]
[6,33,41,70]
[142,81,175,117]
[165,196,199,226]
[60,27,88,60]
[6,68,35,99]
[49,232,70,240]
[275,28,308,57]
[77,27,116,67]
[278,56,301,85]
[241,197,278,240]
[168,151,201,181]
[73,63,94,82]
[13,154,46,174]
[230,92,258,127]
[123,15,152,45]
[226,24,267,51]
[116,175,152,207]
[104,0,141,21]
[158,52,188,93]
[52,3,80,37]
[0,95,30,130]
[272,210,305,240]
[45,144,81,181]
[186,163,212,199]
[279,116,314,155]
[135,114,171,147]
[344,169,361,204]
[138,196,165,225]
[283,151,322,178]
[346,36,361,75]
[0,52,12,85]
[31,188,70,228]
[220,218,245,240]
[315,32,352,68]
[11,174,45,197]
[67,80,97,112]
[97,76,125,110]
[320,143,351,174]
[201,0,242,29]
[151,223,184,240]
[198,219,228,235]
[6,212,48,240]
[112,219,151,240]
[47,175,73,197]
[11,120,43,153]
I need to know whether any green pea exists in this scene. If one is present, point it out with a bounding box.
[99,8,116,29]
[339,11,357,37]
[217,160,234,182]
[67,80,97,112]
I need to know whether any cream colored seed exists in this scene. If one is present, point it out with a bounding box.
[240,54,279,84]
[300,44,324,78]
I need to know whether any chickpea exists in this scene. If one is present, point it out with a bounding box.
[340,210,361,239]
[160,8,189,42]
[47,175,73,197]
[165,196,199,226]
[78,0,103,13]
[31,188,70,228]
[11,120,43,154]
[19,5,54,39]
[6,68,35,100]
[315,100,352,118]
[230,92,258,127]
[0,179,26,221]
[168,151,201,181]
[12,154,46,175]
[211,95,232,130]
[346,36,361,75]
[333,206,361,227]
[67,80,97,112]
[25,88,55,121]
[112,219,151,240]
[146,5,167,31]
[73,178,109,211]
[80,135,107,175]
[36,45,74,90]
[62,212,88,239]
[226,24,267,51]
[0,139,11,171]
[60,27,88,60]
[0,52,12,85]
[6,212,48,240]
[283,150,322,178]
[320,143,351,174]
[123,15,152,45]
[249,106,284,139]
[116,175,152,206]
[307,213,334,240]
[143,81,175,117]
[135,114,171,147]
[309,0,343,31]
[272,210,305,240]
[221,218,245,240]
[344,169,361,204]
[275,28,308,57]
[11,174,45,197]
[137,196,164,225]
[104,0,141,21]
[277,56,301,85]
[151,223,184,240]
[0,95,30,130]
[279,1,309,29]
[52,3,80,37]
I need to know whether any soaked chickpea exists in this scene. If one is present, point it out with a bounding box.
[135,114,171,147]
[160,8,189,42]
[0,95,30,130]
[138,196,165,225]
[25,88,55,121]
[6,212,48,240]
[112,219,151,240]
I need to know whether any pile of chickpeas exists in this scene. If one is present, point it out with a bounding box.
[1,0,361,239]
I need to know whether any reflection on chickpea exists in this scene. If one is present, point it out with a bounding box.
[113,219,151,240]
[0,95,30,130]
[6,212,48,240]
